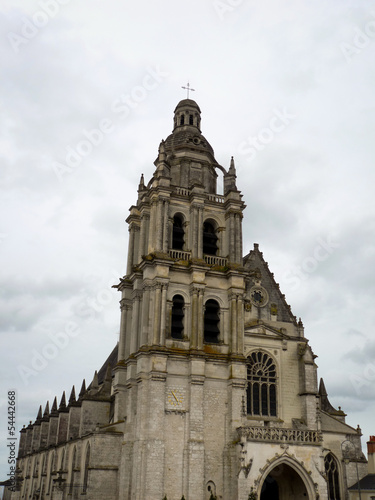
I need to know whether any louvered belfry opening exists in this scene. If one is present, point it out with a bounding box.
[203,221,218,255]
[204,299,220,343]
[171,294,184,339]
[172,214,184,250]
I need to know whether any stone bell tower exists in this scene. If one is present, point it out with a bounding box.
[113,99,248,499]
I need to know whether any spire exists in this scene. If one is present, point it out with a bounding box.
[59,391,67,411]
[43,401,49,418]
[138,173,145,191]
[229,156,236,175]
[50,397,58,416]
[319,378,346,417]
[35,405,42,423]
[78,379,86,400]
[224,156,238,194]
[68,386,76,405]
[91,371,99,391]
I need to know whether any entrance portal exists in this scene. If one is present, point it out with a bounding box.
[260,464,309,500]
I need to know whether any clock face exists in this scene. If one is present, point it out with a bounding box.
[167,388,184,409]
[249,286,269,307]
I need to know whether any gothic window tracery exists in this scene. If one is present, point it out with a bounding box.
[246,351,277,417]
[204,299,220,343]
[171,294,184,339]
[324,453,341,500]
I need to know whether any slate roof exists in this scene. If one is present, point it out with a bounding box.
[348,474,375,491]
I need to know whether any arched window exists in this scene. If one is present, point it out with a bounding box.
[246,351,277,417]
[204,299,220,343]
[82,444,90,494]
[47,451,55,494]
[69,447,77,495]
[172,214,184,250]
[189,114,194,125]
[180,114,185,125]
[60,448,65,471]
[325,453,341,500]
[203,221,218,256]
[171,295,184,339]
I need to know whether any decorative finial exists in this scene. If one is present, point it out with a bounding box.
[181,82,195,99]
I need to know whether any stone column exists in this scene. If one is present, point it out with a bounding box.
[197,206,204,259]
[148,198,156,253]
[230,293,238,354]
[126,224,135,275]
[118,298,131,361]
[162,199,170,252]
[153,283,162,345]
[140,284,151,347]
[130,292,141,354]
[237,294,244,354]
[156,199,164,251]
[160,284,168,345]
[190,286,199,348]
[197,290,204,349]
[138,212,149,261]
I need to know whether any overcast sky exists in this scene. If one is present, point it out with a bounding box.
[1,0,375,483]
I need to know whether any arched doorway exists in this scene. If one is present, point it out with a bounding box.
[260,462,311,500]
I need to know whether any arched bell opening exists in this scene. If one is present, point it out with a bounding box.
[203,220,218,256]
[172,214,185,250]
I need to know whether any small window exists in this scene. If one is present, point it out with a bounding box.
[172,215,184,250]
[204,299,220,343]
[203,221,218,256]
[180,114,185,125]
[171,295,184,339]
[189,114,194,125]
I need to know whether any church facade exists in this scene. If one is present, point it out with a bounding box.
[11,99,368,500]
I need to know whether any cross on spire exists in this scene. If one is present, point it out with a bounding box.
[182,82,195,99]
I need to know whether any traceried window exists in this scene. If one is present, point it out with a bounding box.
[203,221,218,256]
[171,295,184,339]
[172,215,184,250]
[246,351,277,417]
[82,444,90,494]
[69,447,77,495]
[325,453,341,500]
[204,299,220,343]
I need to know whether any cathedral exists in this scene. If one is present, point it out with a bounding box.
[10,99,369,500]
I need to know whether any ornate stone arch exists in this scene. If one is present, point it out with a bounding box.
[256,453,317,500]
